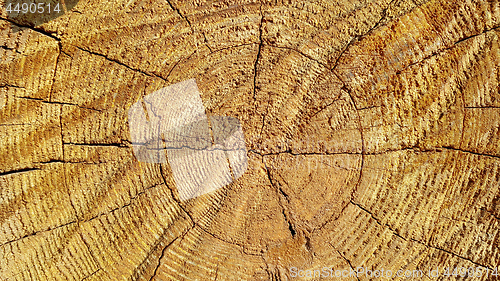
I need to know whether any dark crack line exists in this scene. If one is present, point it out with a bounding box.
[0,84,23,89]
[253,6,264,104]
[253,6,267,143]
[61,49,73,58]
[82,182,163,223]
[481,208,500,222]
[164,1,190,28]
[158,164,195,224]
[17,94,45,105]
[197,225,262,257]
[250,149,363,157]
[441,146,500,160]
[59,104,66,164]
[358,104,383,110]
[0,167,40,177]
[62,142,130,148]
[130,228,173,281]
[165,0,212,52]
[49,41,62,102]
[350,200,408,241]
[350,200,496,270]
[250,145,484,158]
[333,248,361,281]
[133,144,247,153]
[81,268,101,280]
[363,0,397,39]
[425,244,496,271]
[0,182,162,248]
[307,96,344,120]
[333,70,359,110]
[391,32,484,77]
[164,50,194,82]
[15,95,103,112]
[214,263,219,281]
[315,199,351,233]
[454,25,500,46]
[264,161,297,238]
[74,46,166,81]
[331,0,397,72]
[334,145,500,159]
[201,33,213,52]
[465,106,500,109]
[331,37,357,71]
[268,45,330,69]
[0,219,75,248]
[334,80,366,209]
[148,225,193,281]
[0,45,20,54]
[397,48,451,75]
[362,146,436,155]
[350,22,500,84]
[0,16,60,41]
[14,96,42,101]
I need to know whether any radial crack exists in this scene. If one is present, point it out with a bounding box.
[165,0,212,52]
[454,25,500,46]
[441,146,500,160]
[48,41,62,102]
[0,16,60,41]
[264,163,297,238]
[331,0,397,72]
[253,6,264,103]
[81,268,101,280]
[197,225,262,256]
[350,200,496,270]
[0,219,75,248]
[0,167,40,177]
[62,141,130,148]
[74,46,166,81]
[15,95,103,112]
[334,248,361,281]
[148,225,193,281]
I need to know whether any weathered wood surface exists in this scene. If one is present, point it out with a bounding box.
[1,0,500,280]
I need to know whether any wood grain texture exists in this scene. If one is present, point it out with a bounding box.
[1,0,499,280]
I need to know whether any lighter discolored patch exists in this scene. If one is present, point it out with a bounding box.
[128,79,248,201]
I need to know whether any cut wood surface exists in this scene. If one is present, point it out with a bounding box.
[1,0,500,280]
